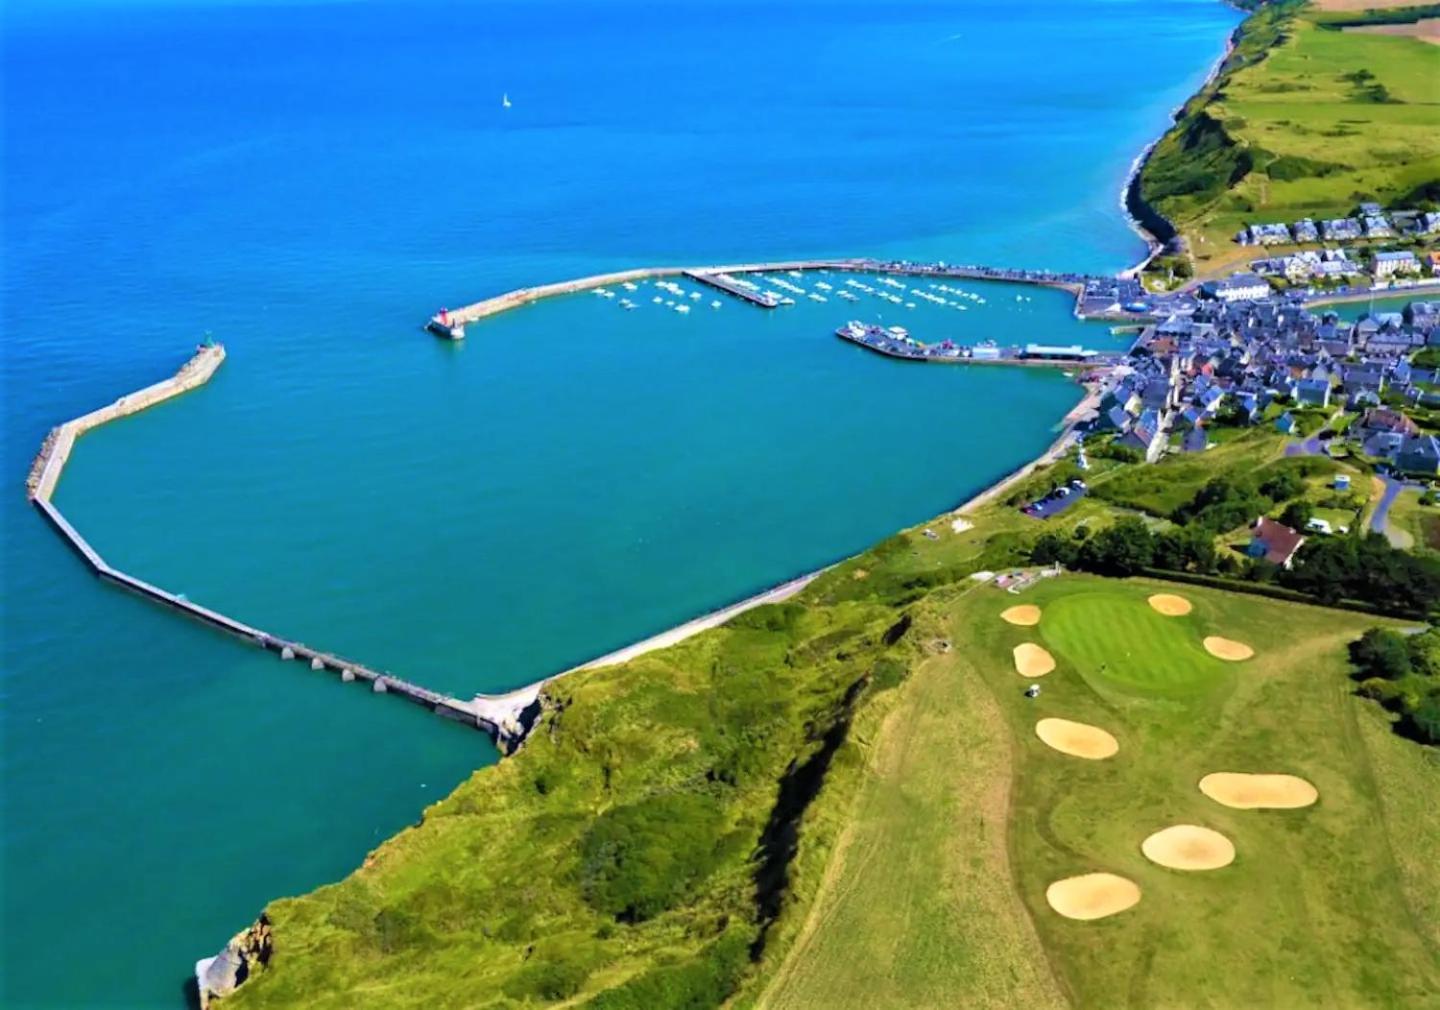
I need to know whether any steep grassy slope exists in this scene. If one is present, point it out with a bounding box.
[221,529,1028,1009]
[1138,0,1440,278]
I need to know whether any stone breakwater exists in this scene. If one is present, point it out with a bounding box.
[27,343,227,501]
[25,344,542,753]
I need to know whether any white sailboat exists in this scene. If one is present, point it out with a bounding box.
[502,93,512,109]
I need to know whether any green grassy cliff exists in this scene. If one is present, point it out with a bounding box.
[221,528,1028,1009]
[1137,0,1440,280]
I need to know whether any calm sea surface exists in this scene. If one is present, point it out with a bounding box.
[1,1,1240,1005]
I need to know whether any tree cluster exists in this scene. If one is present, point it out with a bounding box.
[1351,627,1440,745]
[1279,533,1440,616]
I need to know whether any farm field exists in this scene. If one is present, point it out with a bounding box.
[759,575,1440,1008]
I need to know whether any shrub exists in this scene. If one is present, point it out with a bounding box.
[1350,628,1413,680]
[579,794,729,922]
[587,929,751,1010]
[503,956,591,1002]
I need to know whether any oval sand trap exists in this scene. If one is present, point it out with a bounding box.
[1148,593,1193,616]
[1013,642,1056,677]
[1203,636,1254,661]
[1141,824,1235,870]
[1001,604,1042,626]
[1035,718,1119,760]
[1199,772,1318,810]
[1045,873,1141,920]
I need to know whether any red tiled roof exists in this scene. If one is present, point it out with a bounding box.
[1253,516,1305,566]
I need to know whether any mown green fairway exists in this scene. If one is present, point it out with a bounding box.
[1041,589,1228,694]
[762,575,1440,1009]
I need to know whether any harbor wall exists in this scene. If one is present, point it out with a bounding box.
[23,343,533,751]
[28,344,226,502]
[438,258,1097,333]
[444,259,856,324]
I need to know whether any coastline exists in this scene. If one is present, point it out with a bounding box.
[25,8,1222,999]
[1120,15,1242,278]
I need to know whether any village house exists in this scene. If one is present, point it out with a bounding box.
[1295,378,1331,407]
[1358,406,1420,459]
[1249,516,1306,568]
[1118,408,1167,462]
[1396,434,1440,476]
[1363,214,1395,239]
[1374,250,1420,279]
[1321,218,1363,241]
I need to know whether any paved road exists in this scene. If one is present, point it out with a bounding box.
[1370,475,1427,547]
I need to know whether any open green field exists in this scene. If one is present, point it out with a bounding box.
[1389,487,1440,552]
[760,576,1440,1008]
[1090,427,1293,518]
[1138,0,1440,281]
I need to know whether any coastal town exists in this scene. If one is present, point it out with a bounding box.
[1233,201,1440,290]
[1081,287,1440,476]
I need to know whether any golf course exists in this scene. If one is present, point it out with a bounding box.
[758,575,1440,1009]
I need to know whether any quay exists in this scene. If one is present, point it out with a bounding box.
[682,270,780,308]
[834,321,1112,368]
[26,344,538,753]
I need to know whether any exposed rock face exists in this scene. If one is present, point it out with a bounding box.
[196,915,273,1009]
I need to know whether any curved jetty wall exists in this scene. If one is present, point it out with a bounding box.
[432,257,1095,334]
[440,259,853,325]
[25,344,538,753]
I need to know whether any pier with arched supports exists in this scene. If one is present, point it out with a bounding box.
[25,345,542,752]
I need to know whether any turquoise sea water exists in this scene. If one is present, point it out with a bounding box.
[2,1,1241,1006]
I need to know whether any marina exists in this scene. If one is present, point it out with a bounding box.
[424,258,1160,339]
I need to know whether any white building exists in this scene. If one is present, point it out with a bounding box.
[1374,251,1420,278]
[1208,273,1270,302]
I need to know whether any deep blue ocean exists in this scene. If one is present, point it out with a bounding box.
[1,1,1240,1005]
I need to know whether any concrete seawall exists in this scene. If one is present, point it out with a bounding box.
[27,343,227,501]
[26,344,539,753]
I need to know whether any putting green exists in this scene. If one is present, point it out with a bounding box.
[1040,590,1228,693]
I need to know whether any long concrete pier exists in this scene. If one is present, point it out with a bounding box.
[683,270,780,308]
[25,345,540,754]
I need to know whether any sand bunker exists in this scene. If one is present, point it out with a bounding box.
[1001,604,1042,626]
[1148,593,1193,617]
[1141,824,1236,870]
[1199,772,1318,810]
[1035,718,1119,760]
[1203,636,1254,661]
[1013,642,1055,677]
[1045,873,1141,920]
